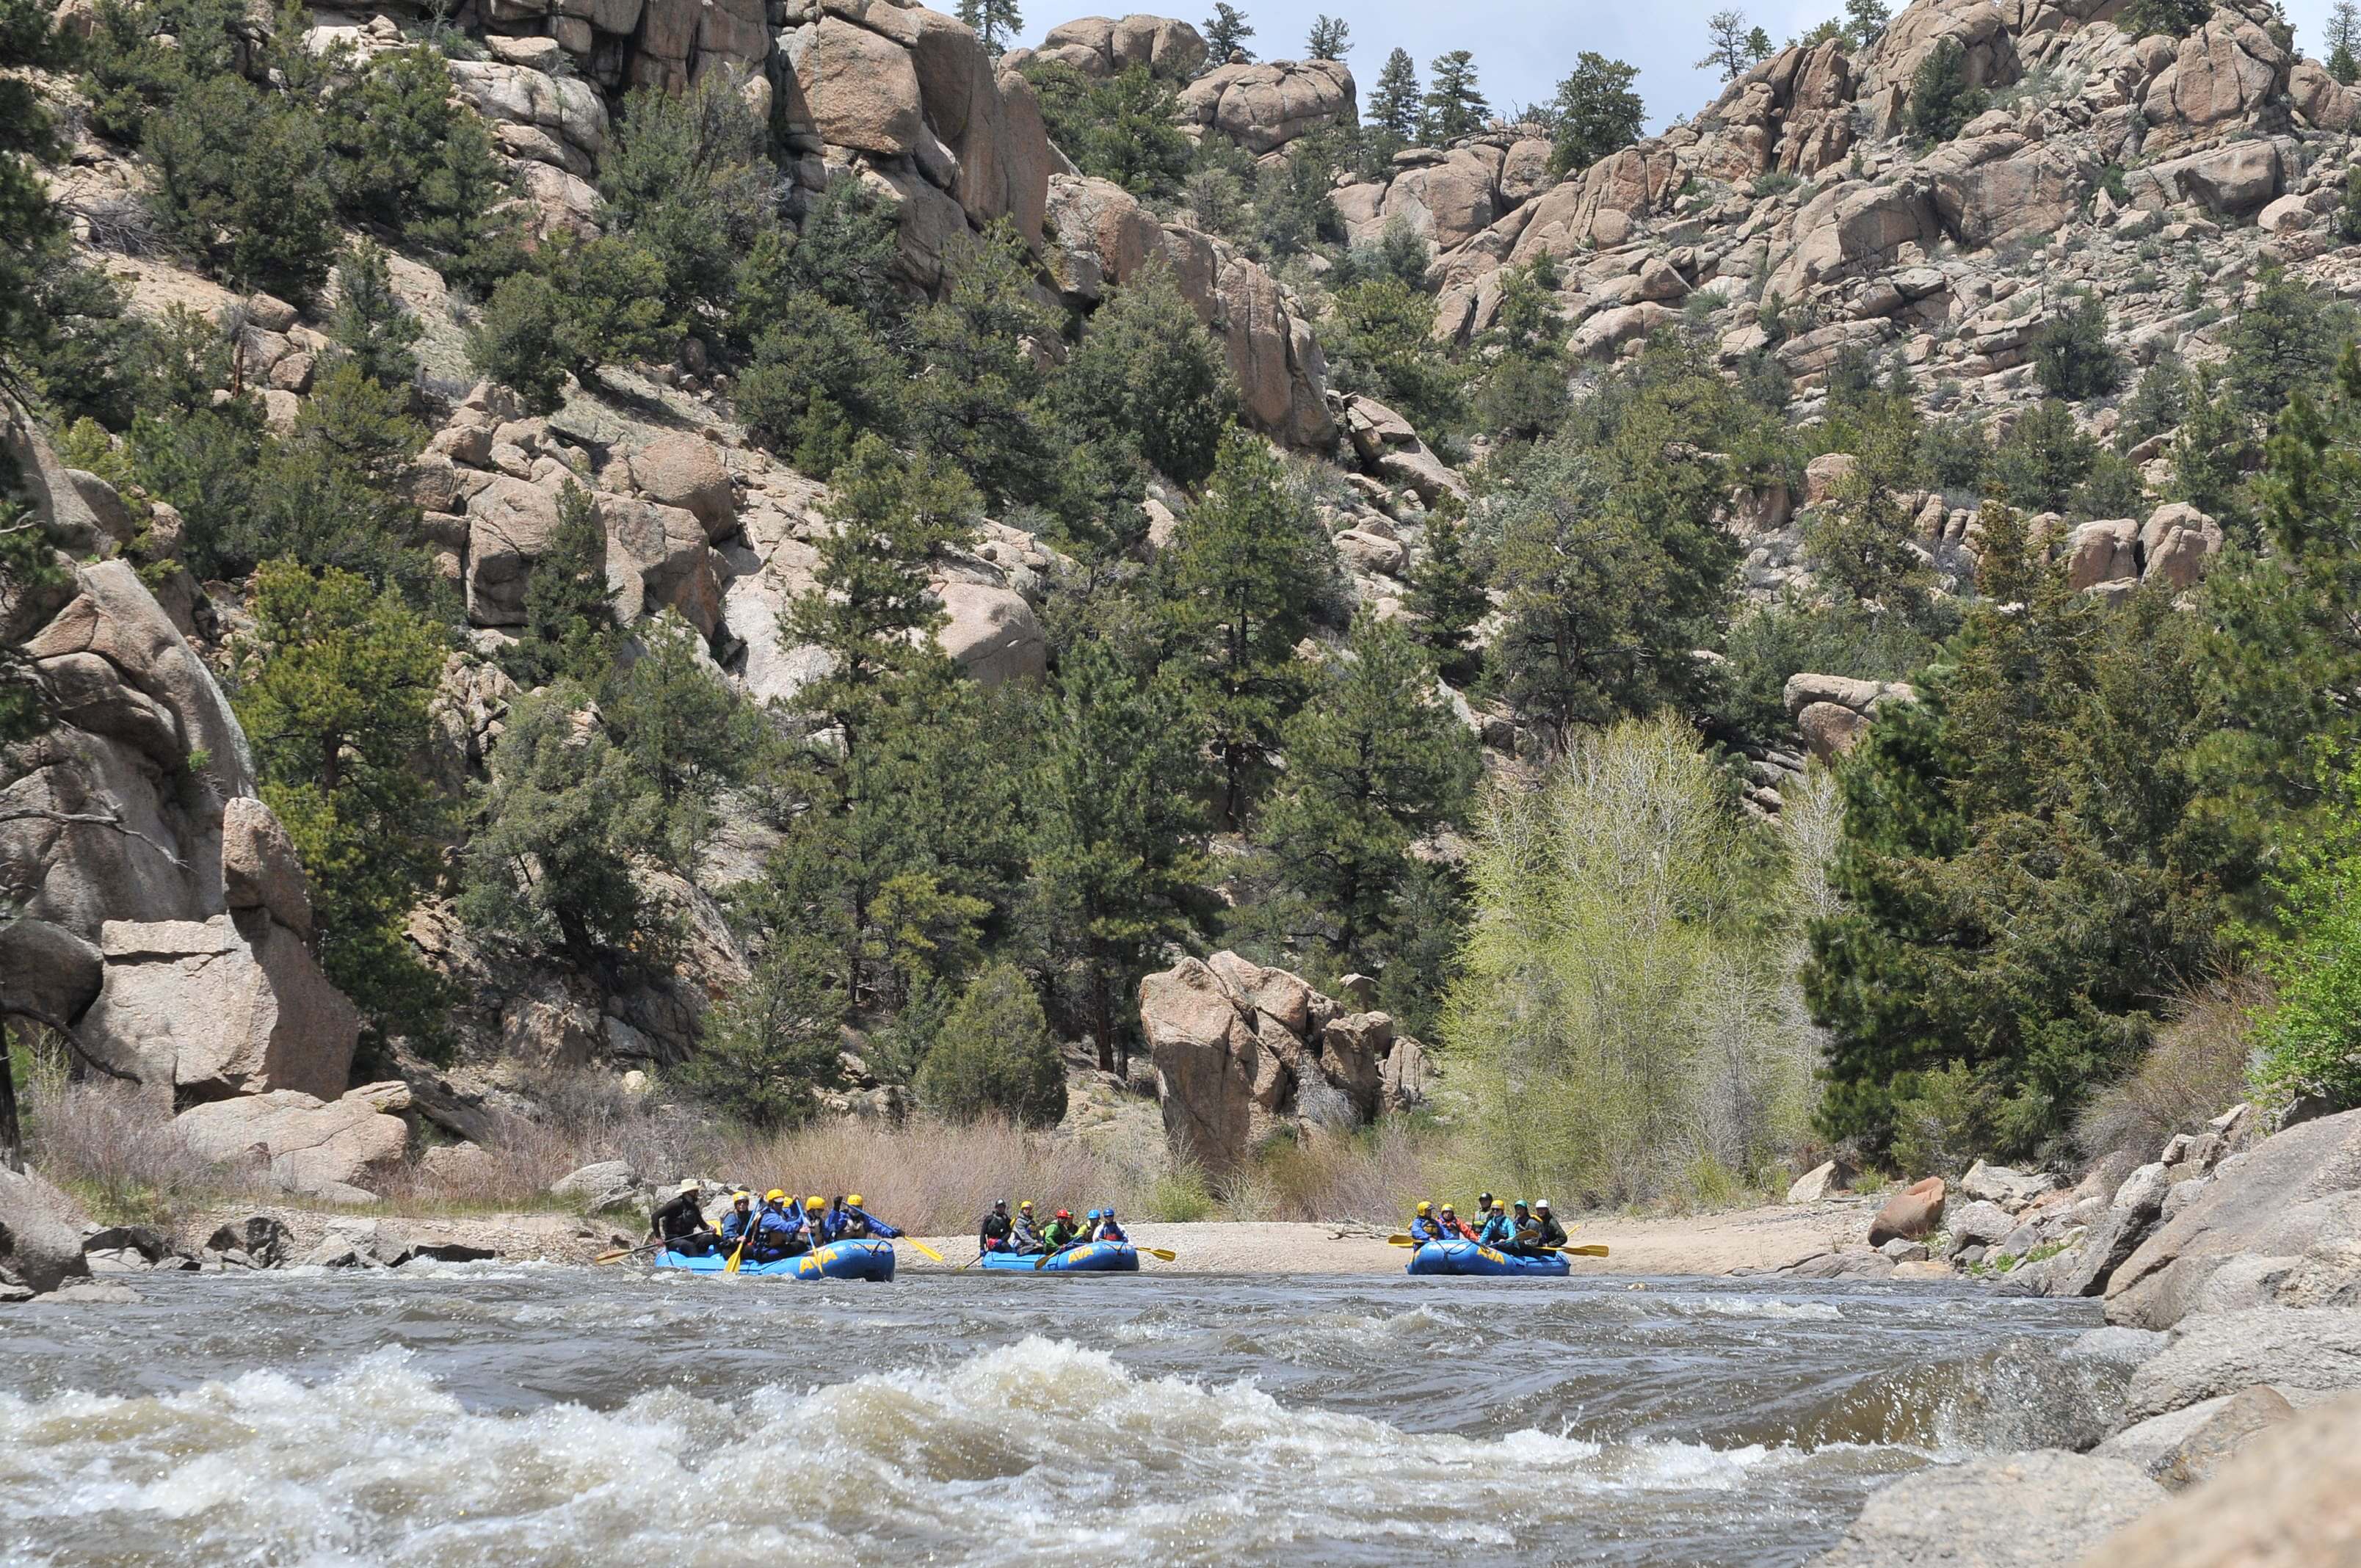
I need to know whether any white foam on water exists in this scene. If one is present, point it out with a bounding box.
[1677,1298,1846,1323]
[0,1336,1810,1567]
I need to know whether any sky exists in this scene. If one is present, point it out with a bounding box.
[1015,0,2348,137]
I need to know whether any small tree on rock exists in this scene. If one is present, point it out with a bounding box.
[1547,53,1644,175]
[1906,36,1987,145]
[1421,50,1489,143]
[1366,47,1421,145]
[1305,13,1349,59]
[1697,10,1771,78]
[1200,2,1253,68]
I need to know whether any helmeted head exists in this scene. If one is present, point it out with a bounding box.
[765,1188,787,1205]
[1417,1201,1432,1216]
[805,1197,826,1214]
[731,1190,751,1210]
[1489,1200,1506,1216]
[1439,1204,1456,1217]
[1056,1209,1073,1222]
[1513,1200,1529,1214]
[1020,1200,1034,1213]
[1102,1205,1115,1219]
[848,1195,863,1209]
[678,1178,701,1197]
[993,1198,1009,1213]
[1537,1199,1553,1214]
[1479,1191,1495,1209]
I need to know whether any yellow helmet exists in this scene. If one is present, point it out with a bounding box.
[1416,1201,1432,1215]
[1020,1199,1034,1211]
[847,1195,863,1208]
[765,1189,786,1204]
[805,1196,825,1212]
[731,1190,751,1204]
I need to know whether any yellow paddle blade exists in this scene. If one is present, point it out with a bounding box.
[1387,1234,1418,1246]
[904,1238,944,1263]
[1559,1244,1609,1257]
[725,1237,747,1274]
[593,1246,631,1265]
[1142,1248,1177,1262]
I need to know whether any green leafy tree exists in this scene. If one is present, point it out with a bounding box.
[327,241,422,391]
[1305,14,1349,59]
[2031,293,2125,402]
[1421,50,1490,143]
[1033,642,1208,1071]
[459,685,667,969]
[1366,47,1422,147]
[680,936,844,1127]
[1547,53,1645,175]
[1256,613,1479,970]
[2248,752,2361,1114]
[510,480,617,685]
[916,962,1068,1125]
[1056,261,1236,488]
[234,562,450,1042]
[2115,357,2190,454]
[1200,1,1253,68]
[1697,10,1771,77]
[955,0,1022,55]
[1905,36,1988,145]
[1161,429,1328,825]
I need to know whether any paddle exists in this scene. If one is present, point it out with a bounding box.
[725,1211,759,1274]
[595,1238,670,1265]
[900,1237,945,1263]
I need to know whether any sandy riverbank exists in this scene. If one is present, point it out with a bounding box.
[184,1200,1874,1277]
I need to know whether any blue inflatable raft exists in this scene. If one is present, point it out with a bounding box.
[655,1238,896,1281]
[1404,1241,1570,1278]
[979,1241,1140,1273]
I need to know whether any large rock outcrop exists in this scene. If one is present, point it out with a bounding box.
[175,1081,413,1201]
[1016,13,1205,80]
[1174,57,1355,155]
[1139,951,1426,1175]
[0,1164,90,1298]
[1810,1451,2163,1568]
[2086,1393,2361,1566]
[1045,173,1334,448]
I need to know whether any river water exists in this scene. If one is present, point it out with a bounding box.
[0,1263,2120,1567]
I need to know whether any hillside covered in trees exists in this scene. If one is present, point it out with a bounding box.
[7,0,2361,1217]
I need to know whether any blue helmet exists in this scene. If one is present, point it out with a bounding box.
[1086,1208,1103,1221]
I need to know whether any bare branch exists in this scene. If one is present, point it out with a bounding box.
[0,1005,142,1084]
[0,809,189,871]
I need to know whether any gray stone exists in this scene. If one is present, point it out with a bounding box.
[203,1214,292,1267]
[1948,1199,2017,1249]
[551,1159,644,1211]
[1789,1159,1857,1204]
[219,796,313,939]
[2101,1384,2297,1490]
[177,1084,412,1198]
[0,917,104,1027]
[0,1165,91,1295]
[1808,1451,2164,1567]
[1962,1159,2061,1210]
[2061,1326,2168,1368]
[2122,1308,2361,1423]
[38,1280,143,1304]
[2090,1393,2361,1567]
[1879,1238,1931,1263]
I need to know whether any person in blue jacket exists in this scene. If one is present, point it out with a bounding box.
[838,1195,902,1239]
[749,1190,800,1262]
[797,1195,833,1250]
[717,1190,756,1250]
[1475,1200,1516,1248]
[1409,1201,1454,1244]
[1502,1199,1543,1255]
[1090,1206,1127,1244]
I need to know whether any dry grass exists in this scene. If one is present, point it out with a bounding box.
[13,1042,274,1227]
[2074,970,2266,1164]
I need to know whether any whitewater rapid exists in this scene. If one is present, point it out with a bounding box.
[0,1266,2117,1566]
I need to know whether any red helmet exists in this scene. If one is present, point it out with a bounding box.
[1056,1209,1073,1221]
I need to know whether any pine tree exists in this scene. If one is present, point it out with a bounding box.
[1056,261,1236,489]
[917,962,1069,1124]
[1305,13,1349,59]
[1258,613,1479,968]
[1905,35,1987,145]
[2224,258,2338,421]
[956,0,1023,56]
[234,561,451,1042]
[1366,48,1422,144]
[598,611,764,869]
[1033,640,1209,1070]
[1408,500,1490,687]
[785,434,979,761]
[1697,10,1769,78]
[679,936,844,1127]
[2332,0,2361,84]
[1161,429,1327,826]
[1200,2,1253,68]
[327,240,421,391]
[512,481,616,686]
[1841,0,1890,50]
[1547,53,1645,175]
[1421,51,1489,143]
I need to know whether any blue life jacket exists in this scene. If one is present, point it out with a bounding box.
[1410,1215,1451,1243]
[1094,1218,1127,1243]
[718,1208,755,1243]
[752,1206,799,1252]
[844,1205,901,1238]
[1476,1213,1515,1247]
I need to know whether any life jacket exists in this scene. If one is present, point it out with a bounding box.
[845,1205,900,1239]
[979,1211,1013,1249]
[719,1208,755,1243]
[1095,1219,1127,1243]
